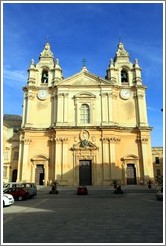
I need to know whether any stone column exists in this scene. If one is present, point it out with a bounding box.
[61,138,68,185]
[141,137,154,179]
[63,93,68,123]
[136,90,148,126]
[101,93,108,124]
[109,138,116,181]
[48,137,55,182]
[102,137,110,185]
[57,93,63,124]
[25,91,35,126]
[108,92,113,124]
[74,98,78,126]
[30,162,35,183]
[55,138,62,180]
[109,137,121,181]
[17,135,24,182]
[44,161,48,186]
[22,93,27,127]
[20,138,32,182]
[51,93,56,125]
[62,138,68,173]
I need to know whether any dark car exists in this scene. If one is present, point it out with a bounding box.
[3,187,29,201]
[155,186,163,200]
[77,186,88,195]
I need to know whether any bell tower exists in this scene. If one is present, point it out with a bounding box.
[22,43,63,128]
[106,42,148,127]
[105,42,153,181]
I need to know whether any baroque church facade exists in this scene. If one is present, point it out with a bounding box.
[17,42,154,186]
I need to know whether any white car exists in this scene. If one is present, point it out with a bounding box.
[155,186,163,201]
[3,193,14,207]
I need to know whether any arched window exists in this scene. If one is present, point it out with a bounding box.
[80,104,90,124]
[121,69,128,83]
[41,69,48,83]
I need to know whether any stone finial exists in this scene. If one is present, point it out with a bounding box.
[55,58,62,70]
[54,57,63,80]
[31,59,35,65]
[116,42,129,57]
[29,59,35,69]
[109,58,114,68]
[114,42,130,62]
[134,58,141,68]
[40,42,54,58]
[135,58,139,64]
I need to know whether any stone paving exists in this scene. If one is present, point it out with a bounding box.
[3,186,163,244]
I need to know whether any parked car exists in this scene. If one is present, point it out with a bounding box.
[77,186,88,195]
[3,182,37,197]
[155,186,163,200]
[20,183,37,197]
[3,193,14,207]
[3,187,29,201]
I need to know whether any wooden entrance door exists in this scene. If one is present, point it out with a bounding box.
[35,165,45,185]
[12,169,17,182]
[126,164,136,184]
[79,160,92,186]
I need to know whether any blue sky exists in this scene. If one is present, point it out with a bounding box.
[2,1,164,147]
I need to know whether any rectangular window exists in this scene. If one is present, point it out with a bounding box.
[3,167,7,178]
[13,151,18,160]
[80,104,90,124]
[4,152,8,160]
[156,169,161,176]
[155,157,160,164]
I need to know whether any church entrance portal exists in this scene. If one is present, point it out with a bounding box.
[126,164,137,184]
[35,165,45,185]
[12,169,17,182]
[79,160,92,186]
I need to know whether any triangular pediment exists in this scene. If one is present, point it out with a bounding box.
[57,69,111,86]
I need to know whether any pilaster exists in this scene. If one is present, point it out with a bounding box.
[19,137,32,181]
[135,89,148,126]
[140,137,153,179]
[102,138,109,184]
[25,91,35,126]
[48,137,55,182]
[55,137,68,184]
[63,93,69,124]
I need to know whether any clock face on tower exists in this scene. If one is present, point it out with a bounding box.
[37,90,49,100]
[120,89,131,100]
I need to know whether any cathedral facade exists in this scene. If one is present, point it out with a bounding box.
[17,42,154,186]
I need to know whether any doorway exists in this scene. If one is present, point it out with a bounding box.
[126,164,137,185]
[12,169,17,182]
[35,165,45,185]
[79,160,92,186]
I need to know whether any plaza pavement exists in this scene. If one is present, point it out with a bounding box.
[3,185,163,244]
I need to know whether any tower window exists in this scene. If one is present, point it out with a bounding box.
[121,69,128,83]
[80,104,90,124]
[155,157,160,164]
[41,70,48,83]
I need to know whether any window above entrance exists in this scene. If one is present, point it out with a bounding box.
[80,104,90,124]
